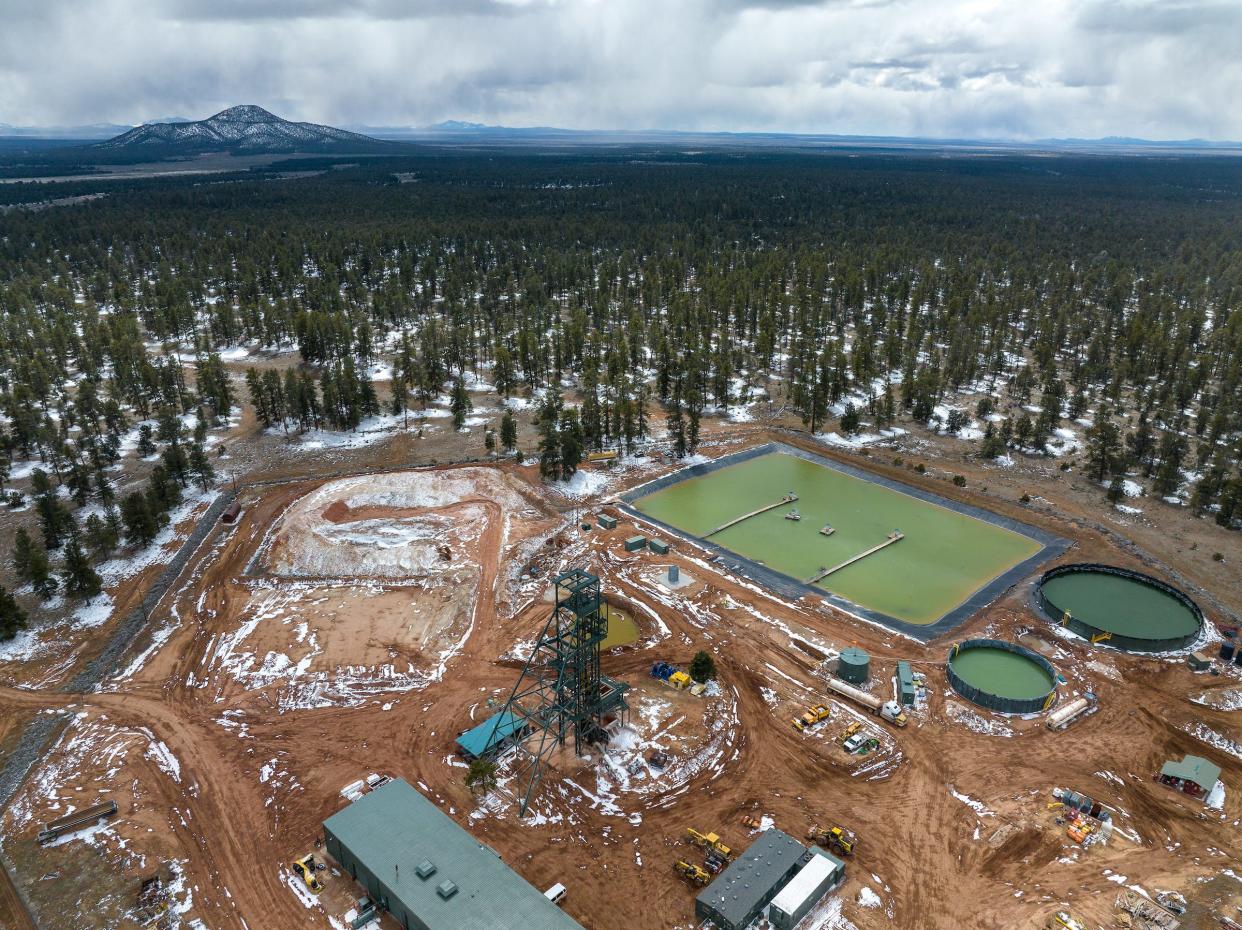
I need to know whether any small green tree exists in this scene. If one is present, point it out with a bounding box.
[0,586,27,641]
[464,758,498,794]
[1107,475,1126,505]
[83,512,119,559]
[689,650,717,684]
[121,491,159,547]
[62,537,103,599]
[13,527,56,599]
[450,376,473,431]
[559,407,583,479]
[500,409,518,453]
[839,403,861,436]
[136,423,157,457]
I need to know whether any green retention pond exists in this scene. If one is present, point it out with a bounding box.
[1039,570,1201,642]
[600,604,640,649]
[632,451,1041,625]
[948,646,1055,701]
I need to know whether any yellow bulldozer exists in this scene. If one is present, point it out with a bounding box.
[792,704,830,732]
[686,828,733,860]
[674,860,711,886]
[293,854,324,893]
[1046,912,1087,930]
[807,824,858,857]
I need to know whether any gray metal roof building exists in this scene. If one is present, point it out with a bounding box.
[695,829,825,930]
[323,778,583,930]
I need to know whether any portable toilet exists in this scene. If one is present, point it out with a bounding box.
[624,536,647,553]
[837,648,870,685]
[649,539,670,555]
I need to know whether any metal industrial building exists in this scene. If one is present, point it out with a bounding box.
[323,778,583,930]
[695,829,844,930]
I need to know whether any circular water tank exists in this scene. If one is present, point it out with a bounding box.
[837,647,870,684]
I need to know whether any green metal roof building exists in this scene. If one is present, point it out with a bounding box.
[1158,754,1222,798]
[455,710,527,759]
[323,779,583,930]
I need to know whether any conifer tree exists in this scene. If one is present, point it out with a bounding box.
[62,537,103,599]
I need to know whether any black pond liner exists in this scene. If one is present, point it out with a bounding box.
[618,441,1070,642]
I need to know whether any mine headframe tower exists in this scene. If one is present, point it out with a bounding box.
[492,567,629,816]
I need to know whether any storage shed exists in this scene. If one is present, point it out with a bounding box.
[1186,652,1211,672]
[897,661,916,706]
[1158,755,1221,800]
[624,536,647,553]
[597,514,618,530]
[323,779,583,930]
[694,829,815,930]
[648,539,670,555]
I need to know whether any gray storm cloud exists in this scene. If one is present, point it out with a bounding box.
[0,0,1240,139]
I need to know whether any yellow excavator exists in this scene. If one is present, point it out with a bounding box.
[686,828,733,860]
[807,824,858,857]
[674,860,711,886]
[293,854,324,893]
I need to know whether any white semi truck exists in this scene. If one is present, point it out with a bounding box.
[825,677,908,727]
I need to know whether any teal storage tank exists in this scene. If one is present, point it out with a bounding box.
[837,648,870,684]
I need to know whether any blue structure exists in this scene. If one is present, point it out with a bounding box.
[455,710,527,760]
[651,662,675,681]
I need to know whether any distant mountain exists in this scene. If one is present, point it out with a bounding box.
[95,105,389,154]
[0,121,132,139]
[429,120,493,131]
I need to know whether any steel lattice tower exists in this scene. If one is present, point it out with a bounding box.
[491,568,628,816]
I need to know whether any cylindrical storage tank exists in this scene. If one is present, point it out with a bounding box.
[837,648,870,684]
[1035,563,1203,653]
[946,639,1058,715]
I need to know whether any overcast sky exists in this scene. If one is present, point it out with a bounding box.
[2,0,1240,139]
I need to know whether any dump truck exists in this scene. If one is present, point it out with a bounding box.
[807,824,858,857]
[825,677,907,726]
[293,855,324,893]
[686,828,733,860]
[792,704,830,731]
[674,860,711,886]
